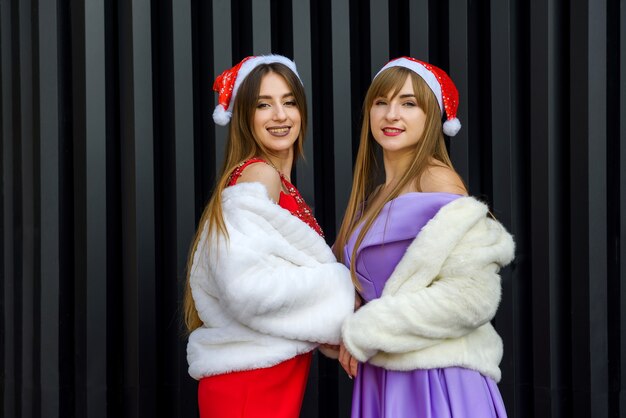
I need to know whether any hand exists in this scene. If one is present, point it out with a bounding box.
[339,342,358,379]
[319,343,340,351]
[318,343,341,360]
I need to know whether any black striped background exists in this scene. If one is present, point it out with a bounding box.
[1,0,624,417]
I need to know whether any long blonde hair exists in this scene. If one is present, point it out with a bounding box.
[333,67,457,286]
[183,63,308,331]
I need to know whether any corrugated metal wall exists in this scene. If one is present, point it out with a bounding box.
[1,0,623,417]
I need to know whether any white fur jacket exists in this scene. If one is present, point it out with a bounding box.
[187,182,355,380]
[341,196,515,382]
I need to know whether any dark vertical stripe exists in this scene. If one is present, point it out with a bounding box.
[310,1,336,416]
[134,1,157,416]
[119,0,157,415]
[191,0,215,211]
[448,0,469,184]
[489,0,516,414]
[1,0,15,417]
[172,1,198,416]
[38,0,60,416]
[0,1,8,416]
[292,0,314,206]
[310,0,336,238]
[530,0,569,416]
[10,0,21,410]
[302,354,319,418]
[569,2,591,412]
[349,0,370,161]
[510,2,534,417]
[369,0,388,77]
[606,0,622,415]
[585,0,609,415]
[151,0,175,416]
[19,0,35,416]
[619,2,626,415]
[468,0,492,197]
[0,2,3,413]
[409,0,429,60]
[269,0,293,55]
[388,0,410,58]
[211,0,231,179]
[31,2,42,415]
[231,0,253,61]
[57,1,75,415]
[70,0,87,415]
[570,0,609,416]
[331,0,352,228]
[119,3,138,413]
[104,0,123,414]
[291,5,319,416]
[252,0,271,54]
[427,0,448,77]
[84,0,108,416]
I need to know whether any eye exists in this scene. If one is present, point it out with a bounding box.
[402,101,417,107]
[284,100,297,107]
[374,99,387,106]
[256,102,270,109]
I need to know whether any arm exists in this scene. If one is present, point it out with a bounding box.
[215,246,355,344]
[342,269,501,361]
[319,291,361,358]
[420,164,468,195]
[207,185,356,344]
[342,218,514,362]
[235,161,282,202]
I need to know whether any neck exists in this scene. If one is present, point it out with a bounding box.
[381,150,414,189]
[266,148,294,180]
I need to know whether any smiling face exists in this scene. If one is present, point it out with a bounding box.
[252,72,302,159]
[369,75,427,156]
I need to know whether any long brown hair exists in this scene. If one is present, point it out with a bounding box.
[183,63,308,331]
[333,67,457,287]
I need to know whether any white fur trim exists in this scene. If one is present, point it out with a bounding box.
[212,104,232,126]
[443,117,461,136]
[375,57,443,113]
[227,54,302,113]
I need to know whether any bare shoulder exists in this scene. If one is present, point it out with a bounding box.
[236,161,282,202]
[420,164,468,195]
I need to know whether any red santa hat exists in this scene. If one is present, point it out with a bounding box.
[374,57,461,137]
[212,54,302,126]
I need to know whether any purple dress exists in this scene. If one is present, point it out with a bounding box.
[343,193,507,418]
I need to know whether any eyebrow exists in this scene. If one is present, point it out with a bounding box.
[377,93,416,100]
[257,93,295,100]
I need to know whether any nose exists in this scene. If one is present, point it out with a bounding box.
[272,104,287,121]
[385,103,399,120]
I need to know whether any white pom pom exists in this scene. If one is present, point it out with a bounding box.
[213,105,232,126]
[443,118,461,136]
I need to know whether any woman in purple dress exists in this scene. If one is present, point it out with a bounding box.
[333,57,515,418]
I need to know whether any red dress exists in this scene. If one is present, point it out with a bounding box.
[198,158,324,418]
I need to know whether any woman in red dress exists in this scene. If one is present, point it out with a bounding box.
[184,55,355,418]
